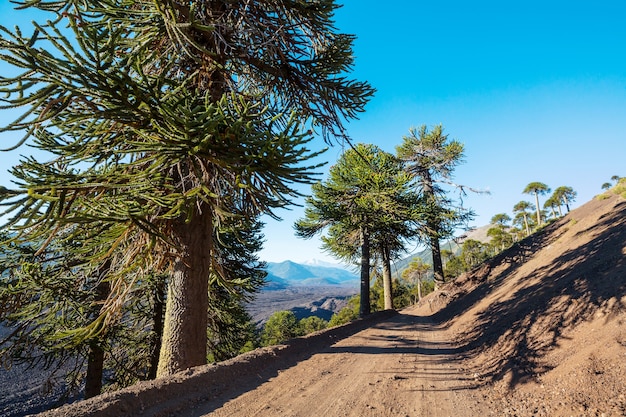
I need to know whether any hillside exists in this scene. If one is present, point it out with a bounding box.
[22,192,626,416]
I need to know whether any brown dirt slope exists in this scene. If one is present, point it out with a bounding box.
[36,193,626,417]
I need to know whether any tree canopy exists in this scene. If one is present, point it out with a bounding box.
[0,0,374,381]
[396,125,475,288]
[295,143,417,316]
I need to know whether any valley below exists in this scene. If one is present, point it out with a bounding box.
[246,285,357,325]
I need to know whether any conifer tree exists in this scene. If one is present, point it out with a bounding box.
[523,182,551,227]
[396,125,475,289]
[0,0,373,377]
[295,144,416,316]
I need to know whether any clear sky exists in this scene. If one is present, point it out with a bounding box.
[1,2,625,265]
[259,0,626,264]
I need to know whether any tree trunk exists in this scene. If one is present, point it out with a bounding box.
[85,262,111,398]
[148,278,166,380]
[422,174,445,290]
[534,192,542,225]
[157,209,212,377]
[381,243,393,310]
[359,225,371,317]
[85,343,105,399]
[523,213,530,236]
[417,274,422,301]
[430,233,445,290]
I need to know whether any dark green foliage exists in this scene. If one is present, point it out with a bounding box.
[298,316,328,335]
[296,143,419,315]
[1,0,373,377]
[328,296,361,327]
[260,311,301,346]
[371,274,411,311]
[396,125,476,287]
[206,217,266,362]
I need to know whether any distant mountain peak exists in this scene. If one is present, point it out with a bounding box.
[264,260,358,290]
[301,258,346,268]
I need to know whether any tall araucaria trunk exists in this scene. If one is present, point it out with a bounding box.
[423,173,445,290]
[359,225,371,317]
[148,278,166,380]
[430,232,445,290]
[85,343,105,399]
[381,243,393,310]
[157,209,212,377]
[534,192,542,226]
[85,261,111,398]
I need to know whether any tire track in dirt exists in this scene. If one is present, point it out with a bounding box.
[190,307,487,417]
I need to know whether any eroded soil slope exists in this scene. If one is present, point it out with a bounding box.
[36,193,626,417]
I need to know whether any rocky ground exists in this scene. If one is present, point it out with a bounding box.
[4,192,626,417]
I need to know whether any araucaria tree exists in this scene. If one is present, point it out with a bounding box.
[523,182,551,227]
[513,201,534,236]
[552,186,576,213]
[295,144,416,316]
[396,125,475,289]
[0,0,373,379]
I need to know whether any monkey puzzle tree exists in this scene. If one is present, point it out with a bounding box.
[0,0,373,377]
[523,182,551,227]
[513,201,534,236]
[295,144,417,316]
[396,125,475,289]
[543,194,561,219]
[552,186,576,213]
[401,257,430,303]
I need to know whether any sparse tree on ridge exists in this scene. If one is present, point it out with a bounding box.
[487,214,514,252]
[460,239,489,270]
[396,125,475,289]
[0,1,374,378]
[543,195,561,218]
[552,186,577,213]
[491,213,511,227]
[513,201,534,236]
[523,182,551,227]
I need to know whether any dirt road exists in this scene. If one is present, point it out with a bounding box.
[185,307,488,417]
[38,193,626,417]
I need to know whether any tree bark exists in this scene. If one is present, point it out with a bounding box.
[534,192,542,225]
[359,225,371,317]
[85,342,105,399]
[148,278,166,380]
[417,274,422,301]
[523,213,530,236]
[157,209,212,377]
[381,243,393,310]
[430,233,445,290]
[422,173,445,290]
[85,262,111,398]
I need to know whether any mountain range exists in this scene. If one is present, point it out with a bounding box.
[264,225,495,289]
[264,260,358,290]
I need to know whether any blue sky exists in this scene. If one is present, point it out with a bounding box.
[1,2,625,265]
[260,1,626,264]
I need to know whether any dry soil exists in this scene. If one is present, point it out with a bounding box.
[34,192,626,417]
